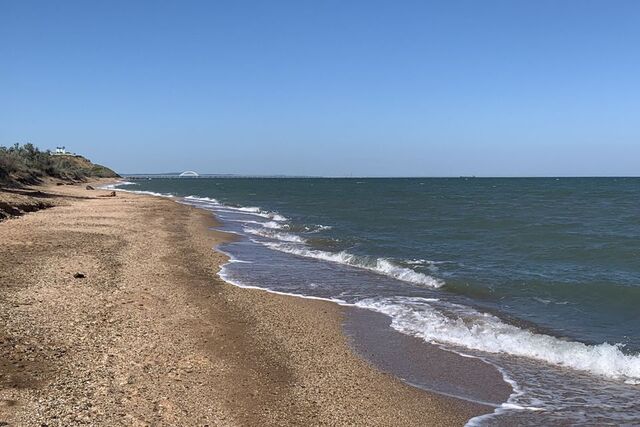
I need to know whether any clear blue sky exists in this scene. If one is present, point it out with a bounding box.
[2,1,639,176]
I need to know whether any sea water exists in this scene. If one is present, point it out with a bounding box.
[112,177,640,425]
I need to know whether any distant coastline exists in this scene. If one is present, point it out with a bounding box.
[124,173,640,179]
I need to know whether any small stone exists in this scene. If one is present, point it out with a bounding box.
[98,191,117,197]
[73,272,86,279]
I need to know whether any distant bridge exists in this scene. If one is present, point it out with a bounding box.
[124,173,315,179]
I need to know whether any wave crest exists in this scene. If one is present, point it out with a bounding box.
[356,297,640,383]
[262,242,443,288]
[244,227,307,243]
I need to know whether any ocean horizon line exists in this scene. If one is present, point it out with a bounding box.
[121,174,640,179]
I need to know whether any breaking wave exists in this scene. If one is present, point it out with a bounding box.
[183,196,287,221]
[101,183,173,197]
[261,242,443,288]
[244,227,307,243]
[304,224,333,233]
[262,221,286,229]
[355,297,640,384]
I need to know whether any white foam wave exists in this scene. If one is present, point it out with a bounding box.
[102,180,136,189]
[181,196,288,222]
[237,206,262,213]
[185,195,220,204]
[244,227,306,243]
[225,218,284,228]
[215,206,288,222]
[270,213,288,222]
[101,181,135,190]
[406,259,452,266]
[100,182,173,197]
[262,221,285,229]
[131,190,174,197]
[262,242,443,288]
[110,187,173,198]
[355,297,640,384]
[233,206,288,221]
[304,224,333,233]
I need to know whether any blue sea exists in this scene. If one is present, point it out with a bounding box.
[111,177,640,425]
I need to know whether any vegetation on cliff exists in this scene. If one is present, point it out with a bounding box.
[0,143,119,186]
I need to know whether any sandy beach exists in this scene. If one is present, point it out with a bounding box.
[0,182,491,426]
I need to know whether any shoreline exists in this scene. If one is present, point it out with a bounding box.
[116,181,512,419]
[343,308,512,408]
[215,229,512,410]
[1,181,496,425]
[113,181,512,411]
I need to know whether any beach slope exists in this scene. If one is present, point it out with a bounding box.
[0,183,487,425]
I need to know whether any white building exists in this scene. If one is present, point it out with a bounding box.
[53,146,74,155]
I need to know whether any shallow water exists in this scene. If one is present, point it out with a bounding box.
[113,178,640,425]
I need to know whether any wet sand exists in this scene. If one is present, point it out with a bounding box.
[344,308,512,407]
[1,181,494,425]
